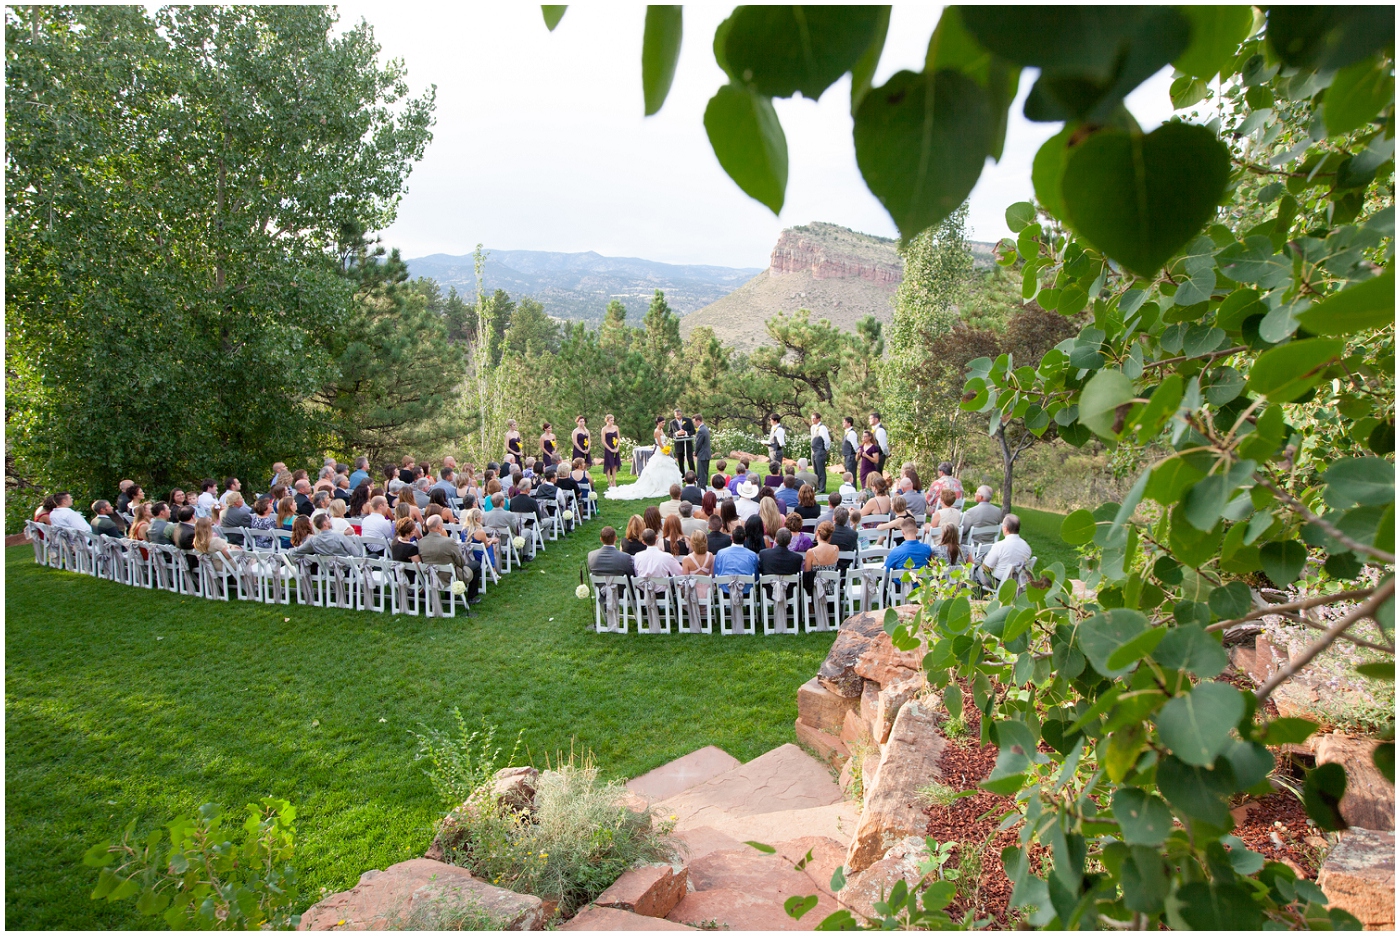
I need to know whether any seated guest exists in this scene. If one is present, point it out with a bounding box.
[795,458,819,490]
[928,461,964,506]
[115,480,137,514]
[710,474,731,502]
[536,467,559,504]
[838,473,859,507]
[360,496,395,553]
[310,490,332,520]
[680,472,704,506]
[288,515,314,549]
[980,514,1032,584]
[33,495,57,526]
[147,502,172,545]
[621,515,647,556]
[288,513,365,557]
[171,506,198,550]
[961,486,1002,540]
[885,519,932,570]
[697,490,718,523]
[128,504,154,542]
[509,479,543,524]
[792,484,821,520]
[659,483,685,518]
[718,499,740,536]
[661,514,689,557]
[775,476,800,514]
[195,479,219,518]
[758,497,783,542]
[327,499,354,534]
[784,511,814,552]
[222,492,252,545]
[348,482,372,519]
[277,496,299,529]
[431,467,457,500]
[293,479,314,516]
[462,508,499,570]
[802,521,841,591]
[192,516,239,564]
[734,478,761,521]
[679,501,707,538]
[829,506,859,555]
[876,495,916,532]
[712,527,759,590]
[219,477,243,509]
[818,491,843,525]
[89,500,124,538]
[348,457,371,491]
[643,505,664,539]
[680,531,714,588]
[759,527,804,576]
[411,477,433,509]
[587,525,635,576]
[932,488,962,531]
[727,461,750,495]
[763,462,784,489]
[333,474,352,503]
[714,460,730,485]
[418,515,481,603]
[899,477,928,522]
[931,523,964,566]
[705,515,731,557]
[428,488,459,524]
[390,517,421,581]
[482,478,502,511]
[743,515,767,555]
[249,497,276,531]
[635,528,683,579]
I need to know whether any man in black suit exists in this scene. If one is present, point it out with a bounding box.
[759,528,804,576]
[587,526,636,577]
[667,408,695,474]
[829,506,858,561]
[293,479,314,516]
[693,414,712,484]
[680,471,704,506]
[171,506,197,550]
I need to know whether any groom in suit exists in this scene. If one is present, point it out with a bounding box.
[668,408,696,474]
[693,414,711,485]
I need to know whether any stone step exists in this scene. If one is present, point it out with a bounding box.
[654,743,844,832]
[1316,734,1395,831]
[666,846,842,931]
[670,825,748,862]
[298,858,544,931]
[1317,828,1395,930]
[626,745,741,804]
[594,862,688,919]
[709,802,861,849]
[560,905,696,931]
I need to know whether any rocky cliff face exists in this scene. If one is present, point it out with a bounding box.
[768,224,903,285]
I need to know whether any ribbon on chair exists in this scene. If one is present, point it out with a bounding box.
[425,569,446,617]
[601,579,622,631]
[328,559,351,608]
[642,580,664,633]
[295,557,318,605]
[237,553,262,601]
[677,577,704,633]
[860,567,885,612]
[772,579,791,634]
[393,564,416,614]
[728,580,747,633]
[812,574,833,631]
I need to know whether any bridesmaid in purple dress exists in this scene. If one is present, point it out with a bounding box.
[601,414,622,487]
[858,430,881,489]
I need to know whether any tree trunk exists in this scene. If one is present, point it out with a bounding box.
[996,424,1014,519]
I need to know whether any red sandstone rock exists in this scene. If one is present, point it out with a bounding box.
[595,863,688,918]
[1316,734,1395,831]
[841,707,875,748]
[845,701,946,874]
[875,675,924,745]
[798,678,861,733]
[298,858,544,931]
[627,746,741,804]
[560,905,694,931]
[1317,828,1395,930]
[796,717,851,768]
[667,847,842,931]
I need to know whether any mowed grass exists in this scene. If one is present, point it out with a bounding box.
[4,472,1068,929]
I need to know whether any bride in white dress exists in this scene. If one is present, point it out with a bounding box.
[605,417,684,501]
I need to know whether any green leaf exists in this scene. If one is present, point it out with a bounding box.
[1303,762,1349,831]
[704,84,788,214]
[1157,753,1235,829]
[1152,624,1228,678]
[1060,509,1096,546]
[642,7,684,116]
[1208,581,1254,620]
[1080,608,1149,678]
[1174,6,1256,79]
[1078,368,1135,439]
[1006,201,1037,233]
[814,909,858,931]
[1155,682,1244,766]
[1061,122,1231,277]
[1106,627,1168,671]
[924,7,1018,161]
[829,865,847,893]
[541,6,567,31]
[745,840,777,854]
[1245,338,1346,402]
[1325,457,1396,507]
[1032,126,1073,221]
[1296,268,1395,336]
[1375,742,1395,783]
[1225,739,1276,790]
[1267,6,1396,70]
[785,894,820,920]
[1260,540,1307,586]
[1167,882,1264,930]
[849,7,890,115]
[1357,662,1395,681]
[854,69,993,240]
[1262,717,1321,745]
[943,682,964,722]
[723,6,888,100]
[1325,57,1395,136]
[1170,74,1208,110]
[1112,787,1174,846]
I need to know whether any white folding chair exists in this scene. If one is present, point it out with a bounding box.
[200,550,240,600]
[672,574,714,634]
[714,574,757,636]
[25,521,51,567]
[636,576,674,634]
[886,562,921,606]
[808,570,842,632]
[760,573,803,635]
[148,543,181,592]
[591,574,635,633]
[968,524,1001,564]
[860,513,890,529]
[421,564,463,618]
[176,549,204,596]
[851,560,889,613]
[858,527,891,551]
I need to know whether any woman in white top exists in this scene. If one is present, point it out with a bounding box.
[327,499,355,534]
[930,487,963,532]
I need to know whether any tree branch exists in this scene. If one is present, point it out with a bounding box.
[1143,346,1248,371]
[1253,473,1396,564]
[1205,588,1374,632]
[1255,578,1395,702]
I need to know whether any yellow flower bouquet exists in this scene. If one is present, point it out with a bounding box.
[661,445,672,455]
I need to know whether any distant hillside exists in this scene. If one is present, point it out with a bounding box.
[680,222,996,351]
[405,249,763,323]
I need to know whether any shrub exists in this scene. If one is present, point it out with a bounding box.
[441,753,676,917]
[411,708,522,809]
[83,798,300,930]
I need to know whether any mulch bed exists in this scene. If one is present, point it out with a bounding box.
[1231,788,1323,880]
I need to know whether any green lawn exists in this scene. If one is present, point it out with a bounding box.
[5,476,1067,929]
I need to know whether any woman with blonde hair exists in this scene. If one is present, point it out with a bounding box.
[128,503,154,542]
[192,516,238,564]
[661,514,689,557]
[680,530,714,600]
[327,498,354,534]
[758,497,783,540]
[464,507,499,570]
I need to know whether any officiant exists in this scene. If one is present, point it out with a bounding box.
[668,408,696,474]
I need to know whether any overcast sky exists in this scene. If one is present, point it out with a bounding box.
[334,3,1177,269]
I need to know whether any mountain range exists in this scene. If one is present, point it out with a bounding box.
[404,249,763,323]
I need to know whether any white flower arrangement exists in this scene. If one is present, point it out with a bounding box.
[513,535,527,549]
[450,580,467,596]
[575,584,590,600]
[562,510,574,521]
[588,491,598,501]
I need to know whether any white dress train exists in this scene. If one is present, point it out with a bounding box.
[605,437,684,501]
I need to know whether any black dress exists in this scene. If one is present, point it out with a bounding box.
[541,436,558,467]
[602,428,621,472]
[506,433,523,464]
[572,429,590,463]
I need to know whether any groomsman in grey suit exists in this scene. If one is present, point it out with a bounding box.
[694,414,712,485]
[809,412,831,493]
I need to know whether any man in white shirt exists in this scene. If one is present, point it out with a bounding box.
[360,496,395,553]
[634,528,683,579]
[838,472,859,508]
[869,412,889,473]
[49,492,89,531]
[219,476,242,509]
[194,479,219,519]
[809,413,832,493]
[658,484,685,518]
[765,413,787,465]
[734,478,761,521]
[981,514,1032,584]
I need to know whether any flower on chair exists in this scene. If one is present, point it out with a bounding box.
[513,536,527,549]
[562,510,574,521]
[450,580,467,596]
[575,584,590,600]
[588,491,598,501]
